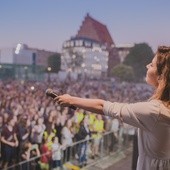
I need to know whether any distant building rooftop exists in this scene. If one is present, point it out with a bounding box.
[116,44,134,48]
[76,13,114,47]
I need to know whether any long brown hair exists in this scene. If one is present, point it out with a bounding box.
[152,46,170,106]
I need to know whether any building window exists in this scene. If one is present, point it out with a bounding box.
[70,41,74,47]
[84,41,91,47]
[93,43,100,48]
[75,40,83,46]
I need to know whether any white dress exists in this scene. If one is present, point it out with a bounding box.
[103,99,170,170]
[52,143,62,160]
[61,126,73,146]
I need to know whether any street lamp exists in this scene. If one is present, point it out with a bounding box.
[47,66,51,82]
[24,66,28,80]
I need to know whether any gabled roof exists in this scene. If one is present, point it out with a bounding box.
[76,13,114,46]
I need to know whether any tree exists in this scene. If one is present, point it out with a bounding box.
[123,43,154,81]
[111,64,135,82]
[47,53,61,73]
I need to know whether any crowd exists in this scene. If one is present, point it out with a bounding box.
[0,78,153,169]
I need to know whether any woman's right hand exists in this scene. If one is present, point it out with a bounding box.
[54,94,72,107]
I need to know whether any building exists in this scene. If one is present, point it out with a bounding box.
[0,44,56,80]
[116,44,134,62]
[61,13,120,79]
[61,37,109,79]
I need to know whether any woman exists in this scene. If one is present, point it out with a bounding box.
[55,46,170,170]
[90,114,104,159]
[1,115,19,169]
[30,117,46,147]
[61,119,74,162]
[39,137,51,170]
[51,136,63,169]
[17,116,31,158]
[21,142,32,170]
[21,142,40,170]
[76,115,90,167]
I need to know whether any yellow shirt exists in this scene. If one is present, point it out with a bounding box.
[92,119,104,139]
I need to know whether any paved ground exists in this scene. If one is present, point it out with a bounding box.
[85,147,132,170]
[63,146,133,170]
[106,150,132,170]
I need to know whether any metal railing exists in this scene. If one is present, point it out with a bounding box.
[4,129,133,170]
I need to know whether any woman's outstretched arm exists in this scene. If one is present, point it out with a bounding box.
[55,94,105,114]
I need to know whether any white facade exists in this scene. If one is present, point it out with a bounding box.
[15,48,34,65]
[61,38,109,79]
[0,45,35,65]
[0,48,14,64]
[116,44,134,62]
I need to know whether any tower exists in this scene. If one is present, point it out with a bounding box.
[76,13,120,76]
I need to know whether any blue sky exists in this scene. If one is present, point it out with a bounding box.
[0,0,169,52]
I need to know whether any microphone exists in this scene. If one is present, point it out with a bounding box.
[45,88,76,110]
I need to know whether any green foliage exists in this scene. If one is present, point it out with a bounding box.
[0,67,15,80]
[123,43,154,81]
[111,64,135,82]
[47,53,61,73]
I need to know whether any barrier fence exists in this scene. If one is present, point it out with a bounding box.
[5,129,133,170]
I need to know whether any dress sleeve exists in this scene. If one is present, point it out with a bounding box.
[103,100,160,131]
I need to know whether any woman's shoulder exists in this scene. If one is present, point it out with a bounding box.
[156,100,170,124]
[141,99,170,123]
[149,99,170,113]
[149,99,162,104]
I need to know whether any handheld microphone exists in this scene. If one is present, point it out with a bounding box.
[45,88,76,110]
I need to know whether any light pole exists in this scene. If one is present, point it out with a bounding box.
[0,65,2,79]
[24,66,28,80]
[47,66,51,82]
[0,49,1,64]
